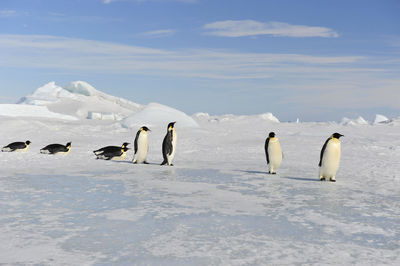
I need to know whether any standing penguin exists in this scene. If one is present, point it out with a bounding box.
[133,126,150,164]
[40,142,71,155]
[161,122,177,166]
[2,140,31,152]
[319,133,344,182]
[265,132,283,174]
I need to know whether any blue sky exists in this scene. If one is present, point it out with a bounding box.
[0,0,399,121]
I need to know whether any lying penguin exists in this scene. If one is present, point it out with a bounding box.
[95,146,130,160]
[93,142,129,156]
[40,142,71,155]
[2,140,31,152]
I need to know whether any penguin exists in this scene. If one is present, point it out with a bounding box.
[133,126,150,164]
[2,140,31,152]
[95,146,129,160]
[264,132,283,174]
[161,122,177,166]
[93,142,129,156]
[319,133,344,182]
[40,142,71,155]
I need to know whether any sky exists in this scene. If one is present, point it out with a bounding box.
[0,0,399,121]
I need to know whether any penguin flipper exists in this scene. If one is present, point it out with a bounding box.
[319,138,330,166]
[264,138,270,164]
[134,130,140,154]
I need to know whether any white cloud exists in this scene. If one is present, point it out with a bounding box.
[0,9,17,17]
[103,0,196,4]
[204,20,339,38]
[0,34,399,110]
[140,29,176,38]
[0,34,360,79]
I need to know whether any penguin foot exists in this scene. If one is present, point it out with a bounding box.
[320,177,326,181]
[143,161,149,164]
[329,178,336,182]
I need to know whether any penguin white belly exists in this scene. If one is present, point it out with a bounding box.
[167,131,177,165]
[268,140,282,173]
[15,146,29,152]
[320,141,341,179]
[134,134,148,163]
[112,152,127,161]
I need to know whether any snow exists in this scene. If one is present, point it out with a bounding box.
[122,102,199,128]
[1,82,399,264]
[1,112,399,265]
[64,81,99,96]
[193,112,279,124]
[18,81,142,120]
[341,116,369,125]
[374,114,390,124]
[0,104,77,120]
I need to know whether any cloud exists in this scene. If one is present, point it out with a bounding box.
[204,20,339,38]
[0,9,17,17]
[0,34,359,78]
[0,34,398,111]
[103,0,196,4]
[140,29,176,38]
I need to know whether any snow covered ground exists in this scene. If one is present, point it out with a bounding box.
[1,113,399,265]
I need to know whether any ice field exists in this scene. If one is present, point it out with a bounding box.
[1,115,399,265]
[0,82,399,265]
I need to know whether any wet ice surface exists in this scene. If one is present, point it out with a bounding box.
[1,117,400,265]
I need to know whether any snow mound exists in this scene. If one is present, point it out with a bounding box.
[18,81,142,120]
[122,102,199,128]
[0,104,78,120]
[258,113,280,123]
[341,116,369,125]
[192,112,280,124]
[64,81,98,96]
[18,82,76,105]
[373,114,390,124]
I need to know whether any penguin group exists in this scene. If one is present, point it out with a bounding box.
[264,131,343,182]
[1,122,344,181]
[1,122,178,167]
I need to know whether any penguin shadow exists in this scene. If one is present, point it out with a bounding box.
[111,161,163,166]
[284,176,319,182]
[108,160,133,164]
[235,170,269,175]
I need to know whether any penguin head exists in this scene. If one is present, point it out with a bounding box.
[141,126,150,132]
[66,142,72,149]
[268,132,276,138]
[26,140,31,145]
[168,122,176,130]
[122,142,130,148]
[332,133,344,139]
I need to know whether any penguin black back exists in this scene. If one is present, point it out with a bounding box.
[161,122,176,165]
[94,142,129,155]
[264,132,275,164]
[2,140,31,152]
[41,142,71,154]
